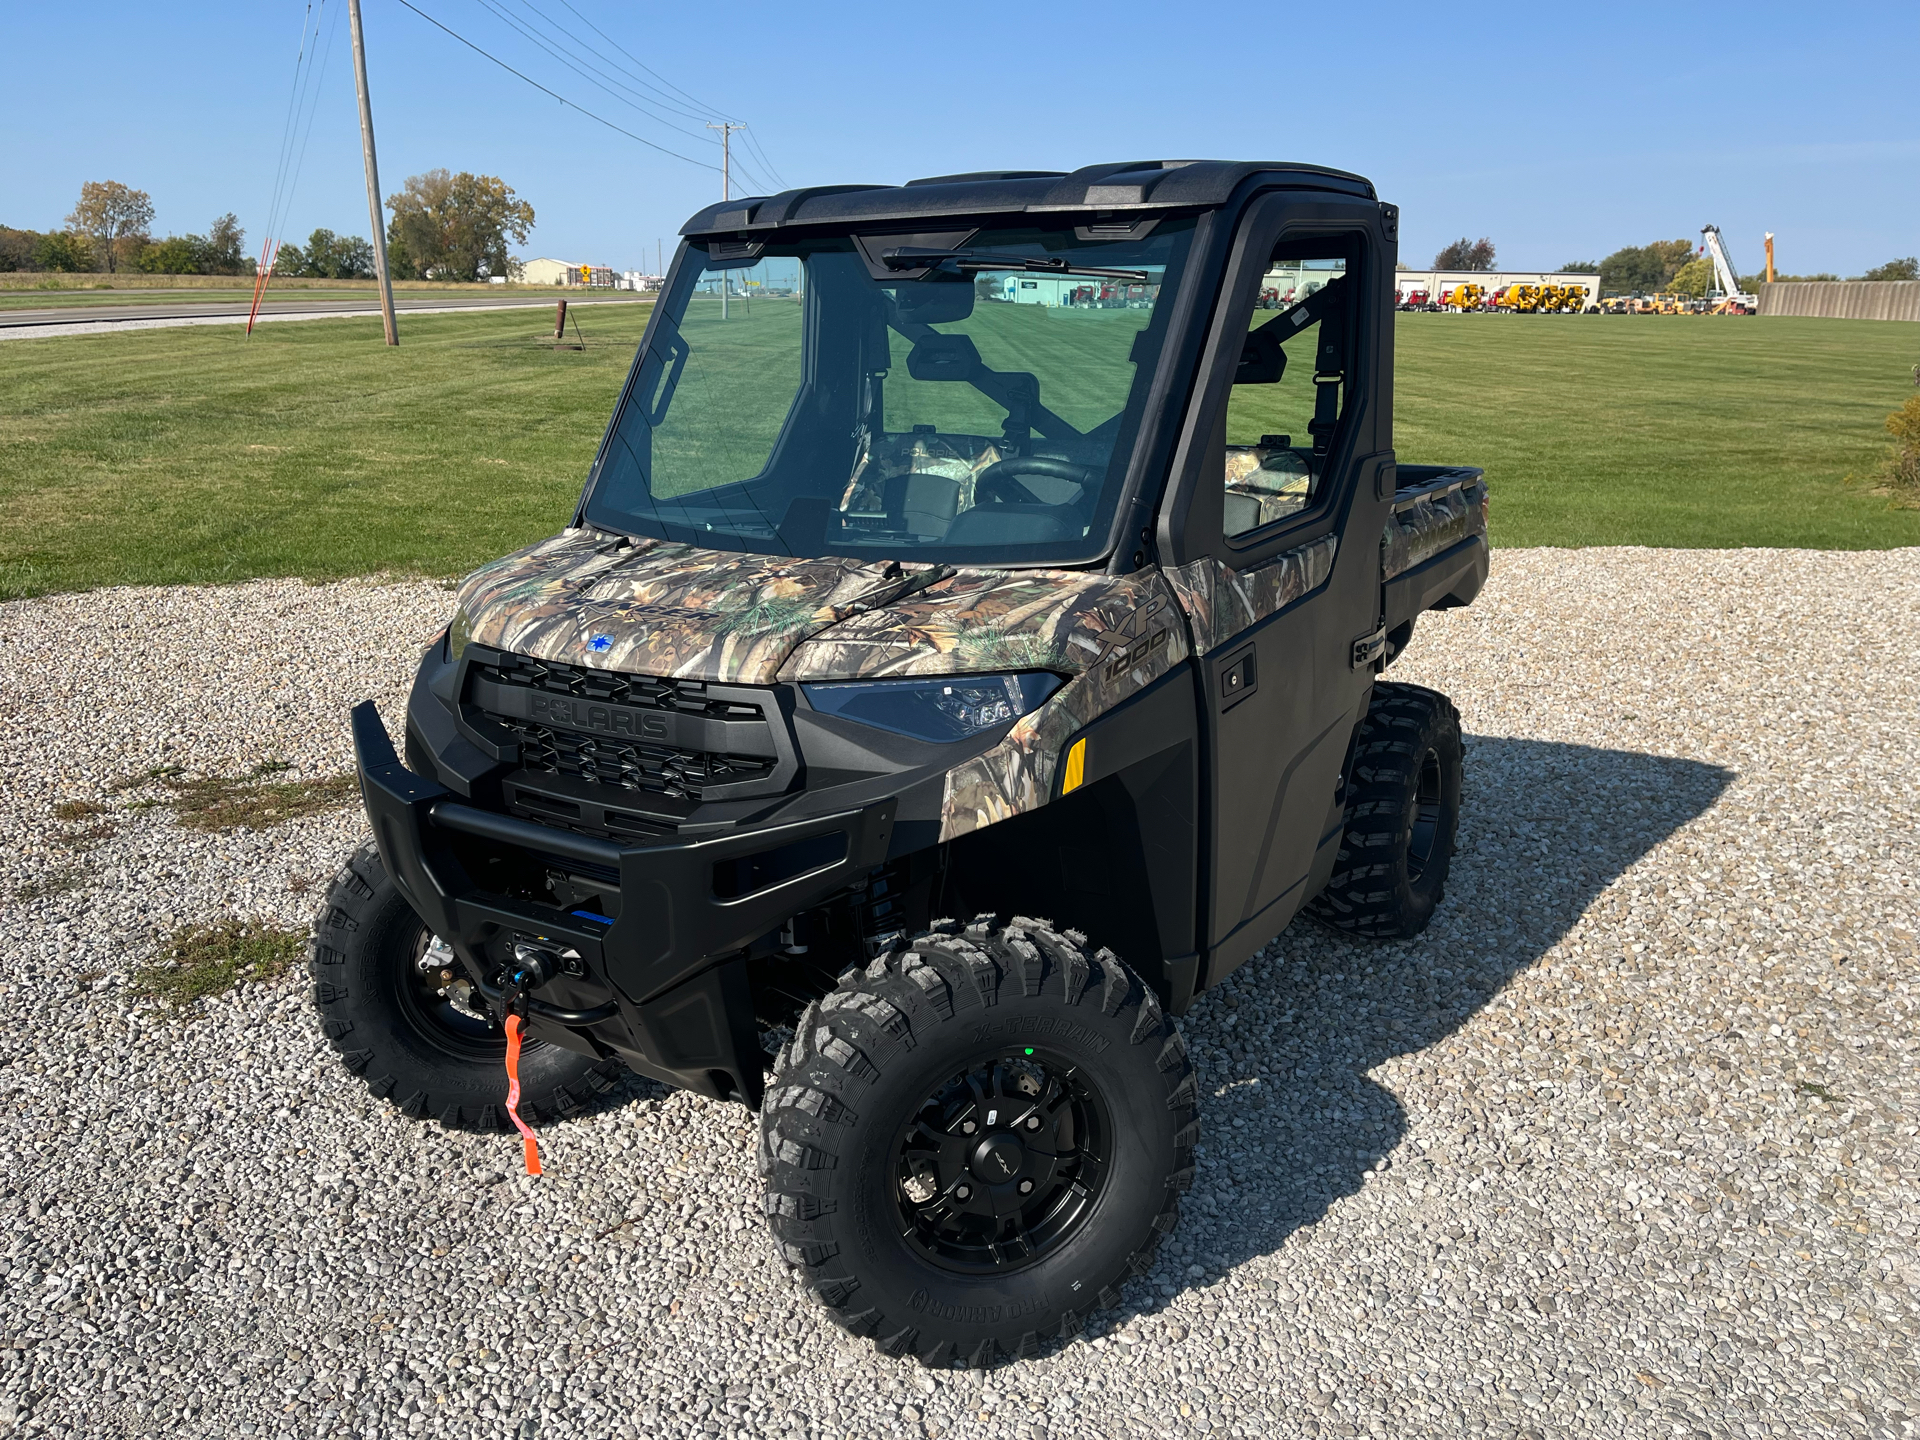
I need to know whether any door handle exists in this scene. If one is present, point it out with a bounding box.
[1217,643,1257,711]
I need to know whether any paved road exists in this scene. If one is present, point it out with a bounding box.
[0,291,650,340]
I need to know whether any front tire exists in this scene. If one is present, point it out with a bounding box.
[760,918,1196,1365]
[308,841,620,1129]
[1309,682,1463,938]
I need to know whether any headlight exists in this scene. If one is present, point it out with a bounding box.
[447,604,473,663]
[802,672,1064,743]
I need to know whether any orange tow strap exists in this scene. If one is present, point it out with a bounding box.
[503,1014,542,1176]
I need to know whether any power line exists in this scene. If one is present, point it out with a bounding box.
[495,0,790,192]
[391,0,723,172]
[544,0,736,126]
[504,0,726,127]
[263,1,325,249]
[280,0,347,242]
[736,124,790,193]
[480,0,781,193]
[471,0,729,150]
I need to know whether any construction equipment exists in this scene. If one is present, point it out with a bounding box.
[1446,282,1484,311]
[1700,225,1758,314]
[1537,283,1582,313]
[1500,284,1542,314]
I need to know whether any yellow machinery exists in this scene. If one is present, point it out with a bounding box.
[1555,283,1590,313]
[1502,284,1542,313]
[1446,282,1485,311]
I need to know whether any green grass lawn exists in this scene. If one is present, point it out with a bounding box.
[1,306,1914,600]
[1390,313,1920,547]
[0,305,655,599]
[0,284,610,310]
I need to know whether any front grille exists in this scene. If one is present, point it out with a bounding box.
[504,719,776,798]
[475,652,779,803]
[476,652,763,722]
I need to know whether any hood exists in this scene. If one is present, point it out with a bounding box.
[456,529,1182,688]
[454,529,928,684]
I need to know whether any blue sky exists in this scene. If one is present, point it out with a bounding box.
[5,0,1916,278]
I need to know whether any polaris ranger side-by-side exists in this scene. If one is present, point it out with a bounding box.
[313,160,1488,1365]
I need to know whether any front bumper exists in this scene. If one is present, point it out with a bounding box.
[351,701,896,1107]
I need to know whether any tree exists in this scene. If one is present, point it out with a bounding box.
[1856,257,1919,282]
[1556,260,1600,273]
[383,223,419,281]
[0,226,41,272]
[65,180,155,274]
[137,235,204,275]
[384,169,534,282]
[1668,255,1716,299]
[35,231,94,272]
[284,228,376,279]
[203,213,249,275]
[131,215,252,276]
[1433,236,1495,270]
[1745,270,1837,285]
[1597,239,1693,295]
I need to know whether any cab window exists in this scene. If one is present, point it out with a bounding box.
[1219,245,1356,539]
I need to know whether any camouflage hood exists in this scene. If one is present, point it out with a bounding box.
[453,529,929,684]
[453,528,1179,688]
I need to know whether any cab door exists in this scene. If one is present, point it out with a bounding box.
[1156,194,1399,987]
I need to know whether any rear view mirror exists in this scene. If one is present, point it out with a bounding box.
[891,281,976,326]
[905,333,983,382]
[1235,322,1288,385]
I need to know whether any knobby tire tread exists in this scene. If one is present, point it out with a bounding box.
[759,916,1196,1365]
[309,840,620,1132]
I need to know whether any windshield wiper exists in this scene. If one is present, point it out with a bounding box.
[881,246,1149,283]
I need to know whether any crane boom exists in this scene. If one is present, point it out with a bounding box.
[1700,225,1758,313]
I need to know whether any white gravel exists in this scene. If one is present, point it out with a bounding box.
[0,548,1916,1440]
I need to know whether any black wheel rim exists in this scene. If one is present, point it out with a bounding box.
[1407,745,1444,880]
[393,925,508,1060]
[889,1051,1111,1275]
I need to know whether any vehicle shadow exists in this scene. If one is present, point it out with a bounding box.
[1098,735,1734,1348]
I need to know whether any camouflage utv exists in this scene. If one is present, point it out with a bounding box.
[315,160,1488,1365]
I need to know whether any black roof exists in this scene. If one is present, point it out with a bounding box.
[680,159,1375,237]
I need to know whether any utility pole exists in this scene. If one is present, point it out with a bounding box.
[707,121,742,320]
[348,0,399,346]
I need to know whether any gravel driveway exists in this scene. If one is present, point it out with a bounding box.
[1,548,1915,1440]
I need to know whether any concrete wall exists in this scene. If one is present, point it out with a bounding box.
[1759,281,1920,322]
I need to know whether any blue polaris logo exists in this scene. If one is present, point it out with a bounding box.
[587,634,613,652]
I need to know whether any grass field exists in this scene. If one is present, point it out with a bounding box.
[0,283,600,310]
[1,306,1915,599]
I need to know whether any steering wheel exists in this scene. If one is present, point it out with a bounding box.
[974,456,1100,507]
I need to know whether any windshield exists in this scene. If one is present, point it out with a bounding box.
[584,220,1196,565]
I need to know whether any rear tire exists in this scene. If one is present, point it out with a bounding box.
[759,917,1195,1365]
[1309,682,1462,939]
[308,841,621,1130]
